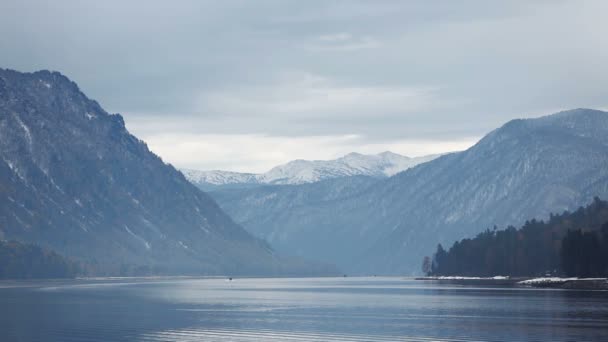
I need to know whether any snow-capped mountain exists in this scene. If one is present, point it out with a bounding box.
[183,152,438,190]
[209,108,608,275]
[0,69,335,276]
[258,152,438,184]
[181,169,258,187]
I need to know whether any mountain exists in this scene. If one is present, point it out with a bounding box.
[183,152,438,190]
[0,68,336,276]
[258,152,438,184]
[181,169,260,191]
[208,108,608,275]
[211,175,381,261]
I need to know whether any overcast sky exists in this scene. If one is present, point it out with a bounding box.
[1,1,607,172]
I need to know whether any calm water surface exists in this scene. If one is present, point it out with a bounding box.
[1,277,607,341]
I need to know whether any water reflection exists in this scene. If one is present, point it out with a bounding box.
[0,277,607,341]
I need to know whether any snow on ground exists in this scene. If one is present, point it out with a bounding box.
[423,276,509,280]
[517,277,606,285]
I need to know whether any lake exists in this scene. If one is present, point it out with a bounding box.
[1,277,607,341]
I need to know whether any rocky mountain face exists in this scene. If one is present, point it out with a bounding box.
[209,109,608,275]
[183,152,438,190]
[0,69,335,276]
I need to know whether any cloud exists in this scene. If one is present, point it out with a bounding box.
[318,33,353,42]
[1,0,607,171]
[196,71,436,120]
[141,132,478,173]
[307,33,381,51]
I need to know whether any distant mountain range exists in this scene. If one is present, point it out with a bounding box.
[0,69,335,276]
[183,152,438,190]
[207,108,608,275]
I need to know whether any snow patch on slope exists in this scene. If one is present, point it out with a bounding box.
[181,169,258,185]
[124,225,151,250]
[13,113,33,150]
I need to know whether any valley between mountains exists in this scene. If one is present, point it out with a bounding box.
[2,68,607,277]
[189,109,608,274]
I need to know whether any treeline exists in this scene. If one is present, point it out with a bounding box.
[0,240,79,279]
[427,197,608,277]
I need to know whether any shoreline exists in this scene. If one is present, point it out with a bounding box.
[415,276,526,286]
[416,276,608,290]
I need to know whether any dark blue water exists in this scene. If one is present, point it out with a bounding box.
[1,277,607,341]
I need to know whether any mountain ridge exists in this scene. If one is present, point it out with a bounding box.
[183,151,439,190]
[0,68,336,276]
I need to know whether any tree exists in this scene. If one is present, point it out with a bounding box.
[430,244,447,275]
[425,199,608,277]
[0,240,78,279]
[561,229,604,277]
[421,256,432,276]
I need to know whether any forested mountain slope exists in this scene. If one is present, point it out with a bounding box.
[429,197,608,277]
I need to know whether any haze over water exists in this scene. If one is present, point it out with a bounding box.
[1,277,607,341]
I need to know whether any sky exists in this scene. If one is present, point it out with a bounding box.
[1,0,607,172]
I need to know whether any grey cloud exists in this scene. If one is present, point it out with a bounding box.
[1,0,607,149]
